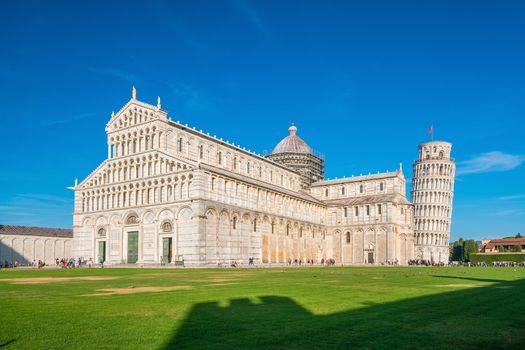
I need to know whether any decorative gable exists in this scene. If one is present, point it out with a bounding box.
[105,90,167,133]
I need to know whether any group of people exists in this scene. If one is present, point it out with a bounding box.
[408,259,446,266]
[1,260,18,268]
[54,257,97,268]
[492,261,525,267]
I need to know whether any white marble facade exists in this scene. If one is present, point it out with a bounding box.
[72,90,454,266]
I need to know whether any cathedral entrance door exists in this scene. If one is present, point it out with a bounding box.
[368,252,374,264]
[162,237,173,264]
[127,231,138,264]
[98,241,106,264]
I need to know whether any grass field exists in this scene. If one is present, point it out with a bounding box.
[1,266,525,349]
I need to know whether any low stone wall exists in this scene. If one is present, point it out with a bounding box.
[0,234,72,266]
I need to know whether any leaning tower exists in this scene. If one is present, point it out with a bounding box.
[411,141,455,263]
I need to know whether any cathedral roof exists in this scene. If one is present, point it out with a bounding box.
[272,123,313,155]
[323,193,410,206]
[310,170,403,187]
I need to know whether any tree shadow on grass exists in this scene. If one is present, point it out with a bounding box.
[163,278,525,350]
[0,340,16,348]
[431,275,504,283]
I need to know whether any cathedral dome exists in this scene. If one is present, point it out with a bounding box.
[272,123,313,155]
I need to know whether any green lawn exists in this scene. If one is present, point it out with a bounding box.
[1,266,524,349]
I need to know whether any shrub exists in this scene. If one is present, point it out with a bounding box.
[470,253,525,264]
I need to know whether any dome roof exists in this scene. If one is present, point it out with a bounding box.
[272,123,313,155]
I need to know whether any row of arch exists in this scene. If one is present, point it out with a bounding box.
[81,174,193,213]
[334,226,412,265]
[414,232,448,246]
[110,105,156,130]
[86,153,189,188]
[412,191,453,205]
[167,130,301,191]
[413,162,454,177]
[204,208,328,264]
[110,125,163,158]
[207,173,324,223]
[414,204,451,218]
[414,218,450,232]
[412,177,453,191]
[0,237,71,265]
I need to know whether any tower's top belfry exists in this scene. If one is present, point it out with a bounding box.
[417,141,453,161]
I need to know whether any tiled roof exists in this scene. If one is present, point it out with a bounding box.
[483,238,525,249]
[0,225,72,238]
[311,171,402,187]
[322,193,410,206]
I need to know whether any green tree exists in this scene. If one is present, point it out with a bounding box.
[498,245,505,253]
[463,240,479,262]
[451,238,464,261]
[512,245,522,252]
[516,233,522,238]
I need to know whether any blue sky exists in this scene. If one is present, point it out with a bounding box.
[0,0,524,240]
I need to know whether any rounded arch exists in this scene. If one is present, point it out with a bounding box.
[82,216,93,227]
[205,207,218,218]
[177,206,193,220]
[124,211,140,225]
[142,210,155,224]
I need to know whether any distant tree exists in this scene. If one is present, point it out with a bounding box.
[451,238,464,261]
[498,245,505,253]
[512,245,522,252]
[516,233,522,238]
[463,240,479,262]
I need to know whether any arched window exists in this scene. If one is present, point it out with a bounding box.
[286,224,290,236]
[300,227,303,238]
[346,232,351,243]
[253,219,257,232]
[379,182,384,191]
[325,188,329,197]
[199,145,204,159]
[439,151,444,159]
[218,152,222,165]
[178,138,183,152]
[360,185,364,194]
[341,186,345,195]
[232,217,237,230]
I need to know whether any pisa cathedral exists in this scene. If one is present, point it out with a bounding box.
[72,89,455,266]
